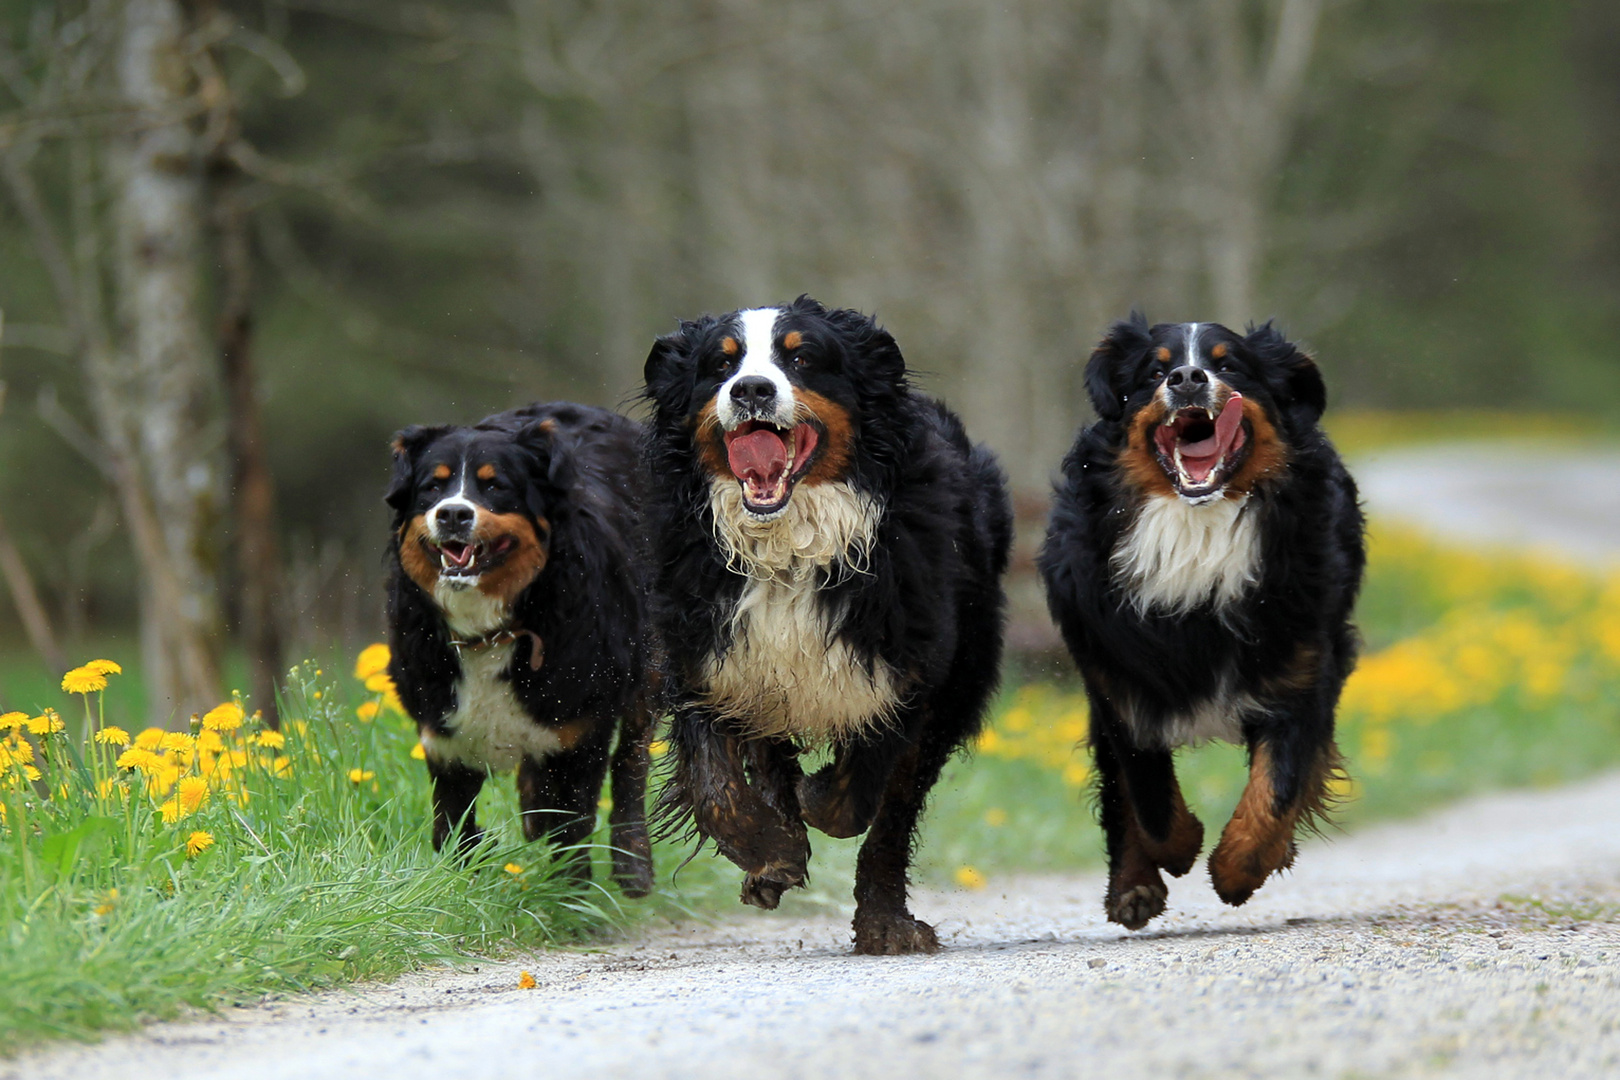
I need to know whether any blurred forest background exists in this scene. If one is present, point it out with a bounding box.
[0,0,1615,725]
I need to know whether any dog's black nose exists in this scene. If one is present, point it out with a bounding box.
[434,504,475,532]
[1166,366,1209,390]
[730,376,777,411]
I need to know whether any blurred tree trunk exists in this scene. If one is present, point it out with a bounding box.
[0,339,67,674]
[111,0,225,722]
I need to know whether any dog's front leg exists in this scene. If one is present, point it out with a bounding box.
[606,692,656,898]
[1088,688,1204,930]
[669,708,810,909]
[797,726,908,839]
[1209,698,1342,906]
[428,759,487,856]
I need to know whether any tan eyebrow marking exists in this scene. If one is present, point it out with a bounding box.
[1155,346,1172,362]
[433,464,453,480]
[721,336,739,357]
[1211,342,1228,359]
[782,330,803,351]
[476,464,496,481]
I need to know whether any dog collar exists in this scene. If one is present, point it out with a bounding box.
[448,627,545,671]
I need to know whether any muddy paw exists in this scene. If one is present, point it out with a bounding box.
[740,861,806,909]
[1106,883,1167,930]
[852,910,940,955]
[796,770,873,840]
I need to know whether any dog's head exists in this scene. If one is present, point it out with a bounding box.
[643,295,903,518]
[385,419,564,613]
[1084,314,1325,504]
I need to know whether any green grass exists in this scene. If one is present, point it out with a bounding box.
[0,665,629,1048]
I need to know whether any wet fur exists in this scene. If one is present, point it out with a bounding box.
[1039,314,1364,928]
[642,296,1013,954]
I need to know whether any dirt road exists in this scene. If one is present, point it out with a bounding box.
[13,442,1620,1080]
[11,773,1620,1080]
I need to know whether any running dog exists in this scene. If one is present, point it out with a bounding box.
[1039,315,1364,929]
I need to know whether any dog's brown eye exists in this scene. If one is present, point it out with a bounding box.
[1150,369,1165,382]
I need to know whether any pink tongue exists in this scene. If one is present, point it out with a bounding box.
[726,429,788,483]
[1178,394,1246,482]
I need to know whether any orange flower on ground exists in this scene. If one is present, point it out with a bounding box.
[517,972,537,990]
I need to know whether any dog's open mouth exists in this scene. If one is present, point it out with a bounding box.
[425,535,518,581]
[723,421,822,516]
[1153,394,1250,500]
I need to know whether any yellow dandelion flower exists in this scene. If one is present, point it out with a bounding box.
[517,971,537,990]
[177,775,209,813]
[93,888,119,916]
[356,700,381,722]
[954,865,988,890]
[61,667,108,694]
[0,712,24,732]
[197,729,225,753]
[96,777,122,799]
[354,643,391,681]
[362,673,394,695]
[649,740,669,758]
[159,797,184,823]
[21,764,40,782]
[271,755,292,777]
[0,743,13,772]
[201,702,245,732]
[134,728,166,750]
[86,659,123,676]
[347,768,375,784]
[254,730,285,750]
[24,715,48,736]
[503,863,524,875]
[148,764,182,796]
[185,830,215,857]
[7,738,34,765]
[290,720,308,736]
[160,732,196,754]
[983,807,1008,828]
[410,743,426,761]
[96,726,131,747]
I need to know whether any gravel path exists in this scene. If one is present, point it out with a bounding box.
[14,442,1620,1080]
[11,775,1620,1080]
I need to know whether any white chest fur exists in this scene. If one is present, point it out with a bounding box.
[702,480,902,741]
[421,642,561,771]
[1112,493,1261,615]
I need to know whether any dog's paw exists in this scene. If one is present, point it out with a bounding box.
[852,910,940,955]
[739,860,806,909]
[796,770,874,839]
[1106,883,1167,930]
[1208,838,1290,906]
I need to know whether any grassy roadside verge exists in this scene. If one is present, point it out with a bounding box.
[0,662,626,1047]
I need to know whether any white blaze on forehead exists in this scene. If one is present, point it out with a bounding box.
[1184,322,1203,368]
[717,307,796,430]
[427,459,479,539]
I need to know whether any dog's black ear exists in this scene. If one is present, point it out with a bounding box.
[825,305,905,384]
[515,418,578,521]
[1245,322,1326,422]
[643,331,687,387]
[384,425,447,514]
[1085,312,1152,423]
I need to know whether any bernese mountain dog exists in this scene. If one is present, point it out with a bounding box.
[1039,314,1364,930]
[641,296,1012,955]
[384,402,654,897]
